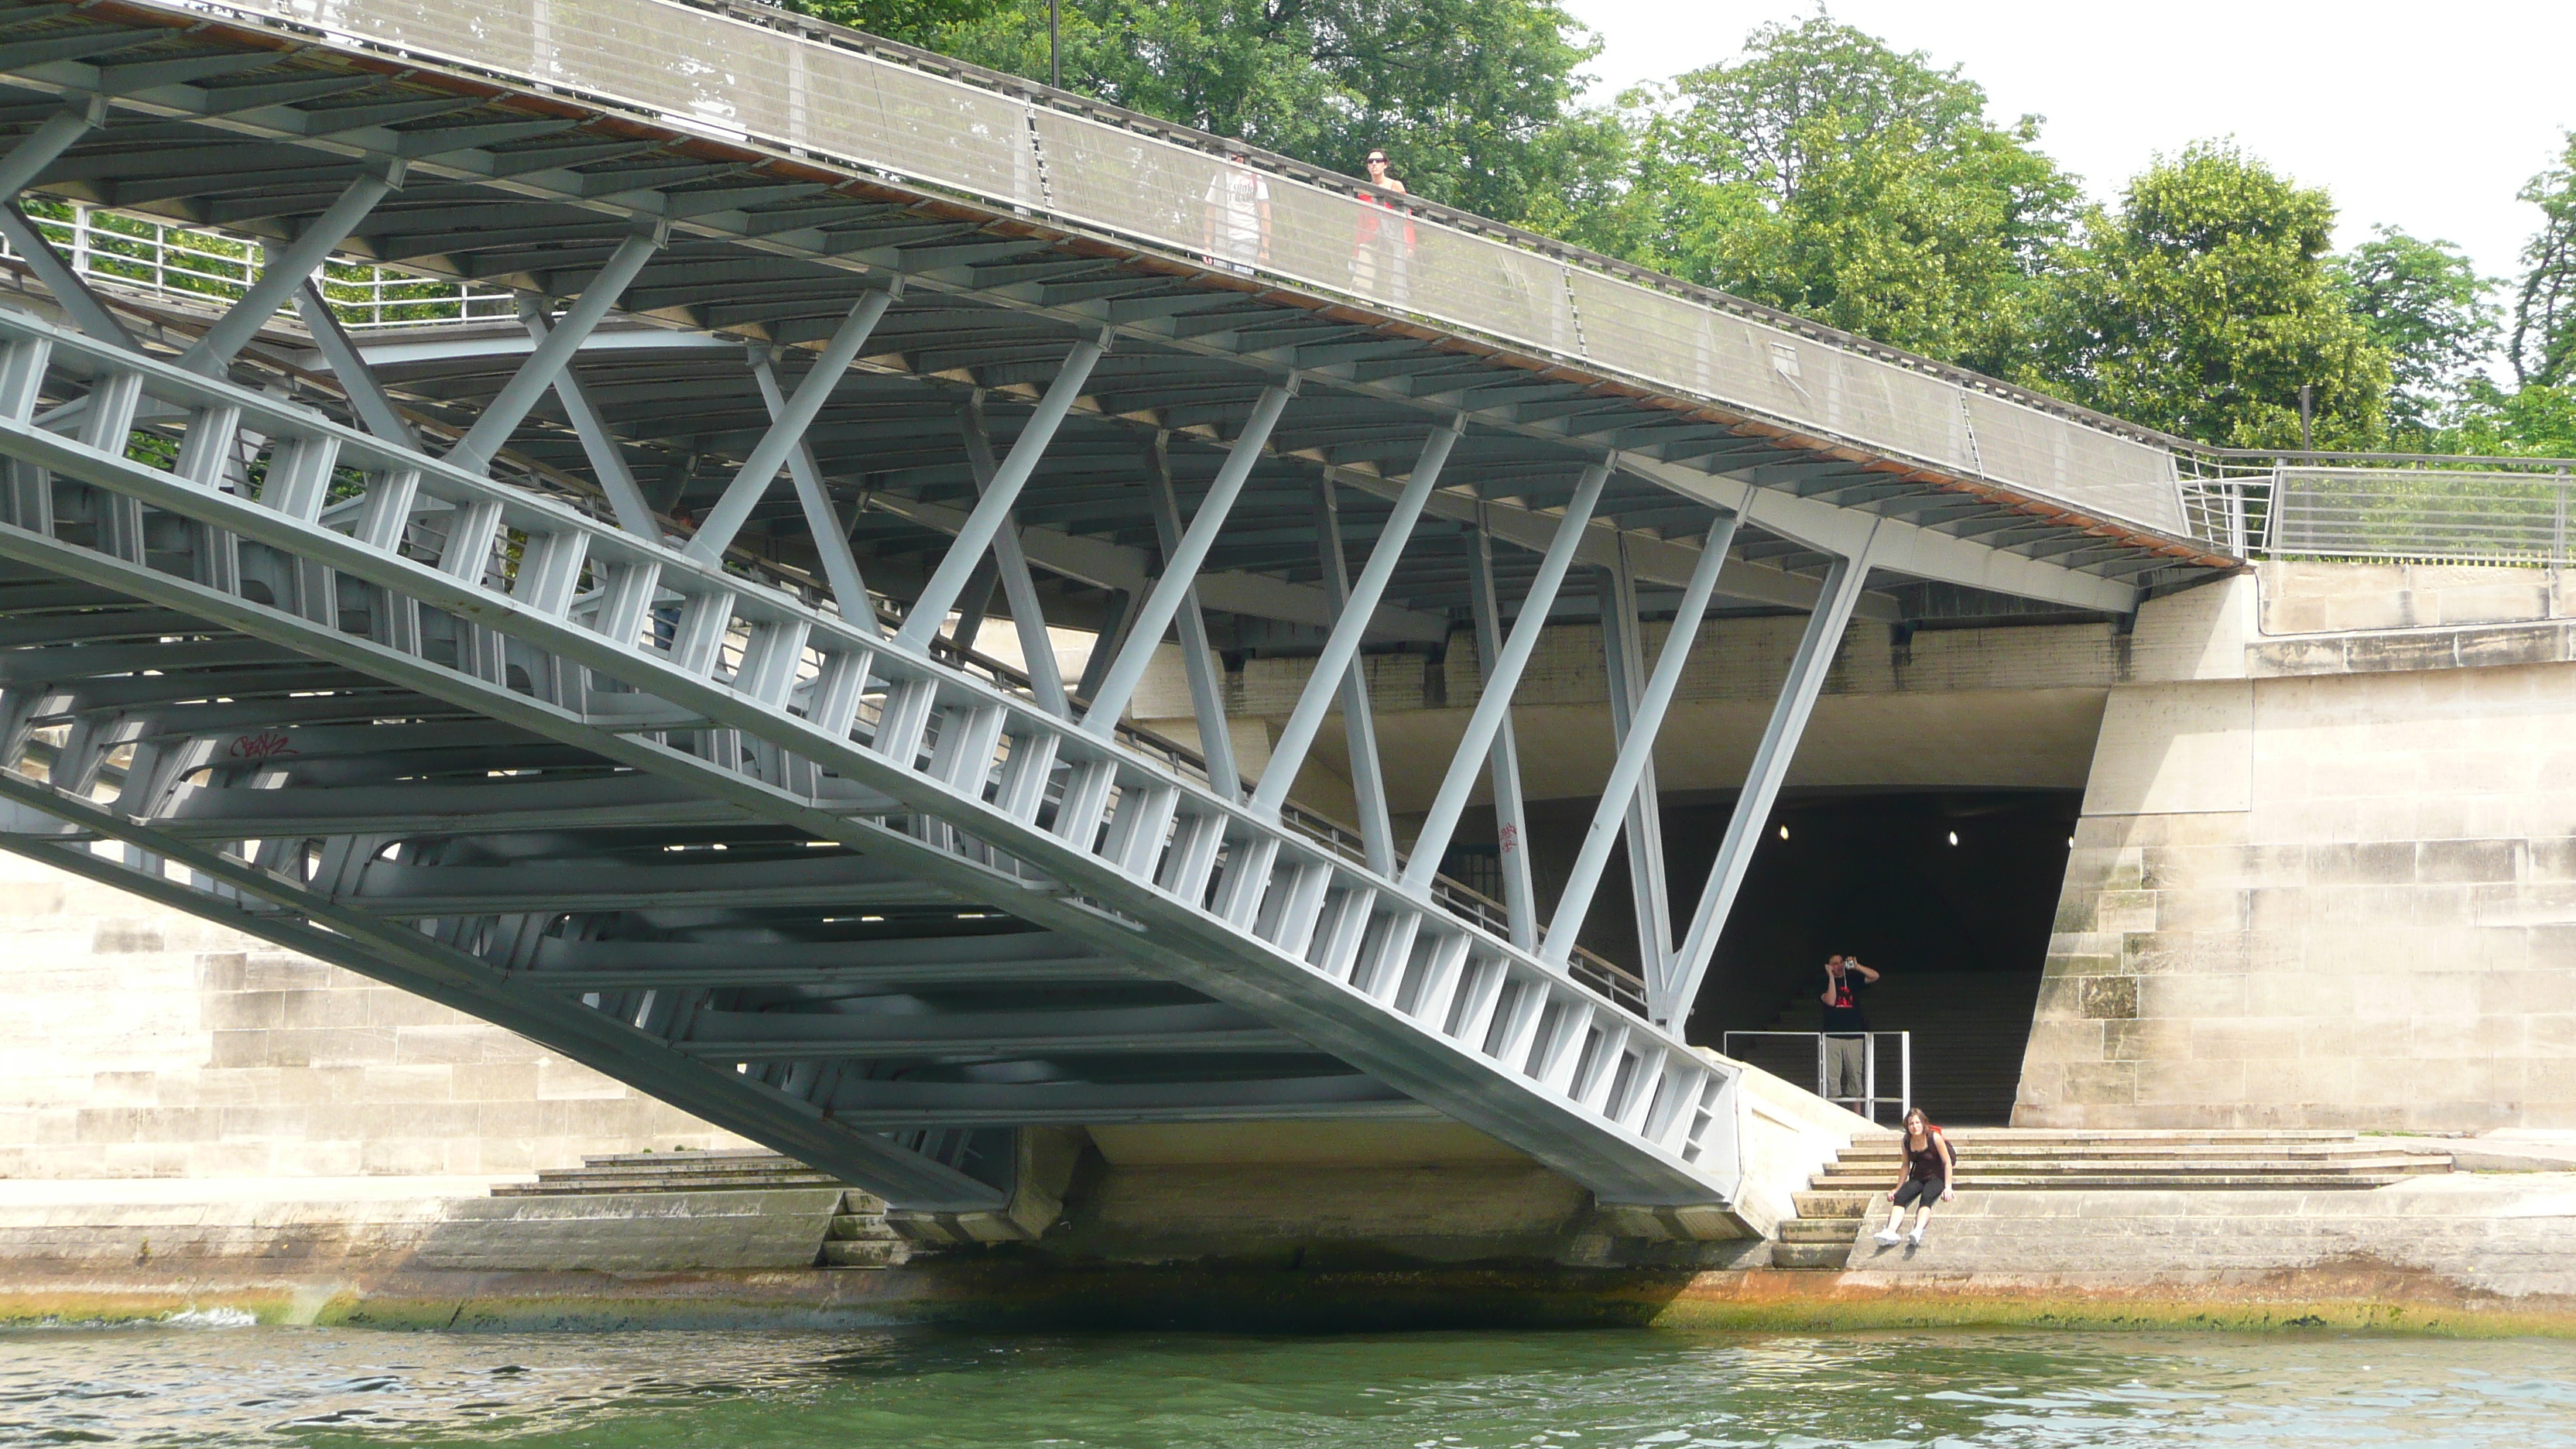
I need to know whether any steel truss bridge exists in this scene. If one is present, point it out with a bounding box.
[0,0,2234,1229]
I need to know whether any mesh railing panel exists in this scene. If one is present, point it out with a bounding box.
[214,0,2193,540]
[1961,390,2185,533]
[2267,468,2574,564]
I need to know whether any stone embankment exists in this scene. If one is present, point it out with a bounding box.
[1,1132,2573,1336]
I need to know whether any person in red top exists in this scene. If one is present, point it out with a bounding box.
[1351,148,1413,303]
[1874,1106,1956,1248]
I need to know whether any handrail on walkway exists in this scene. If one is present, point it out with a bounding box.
[1722,1029,1912,1125]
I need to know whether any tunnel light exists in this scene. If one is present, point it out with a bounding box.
[1777,825,1789,840]
[1947,831,1959,846]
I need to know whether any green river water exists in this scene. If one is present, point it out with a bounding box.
[3,1321,2572,1446]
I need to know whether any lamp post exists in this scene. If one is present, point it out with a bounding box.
[1049,0,1060,88]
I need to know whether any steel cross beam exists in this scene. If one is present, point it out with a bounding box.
[895,331,1108,648]
[748,348,876,628]
[1463,525,1537,951]
[1249,421,1459,819]
[958,391,1069,716]
[1144,430,1240,800]
[686,287,896,563]
[1595,538,1677,979]
[1663,527,1882,1026]
[0,306,1749,1218]
[1403,464,1611,893]
[1543,510,1738,970]
[1312,476,1396,874]
[519,298,655,537]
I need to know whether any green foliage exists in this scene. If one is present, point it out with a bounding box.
[769,0,1015,49]
[2025,141,2389,448]
[1530,14,2074,375]
[2428,380,2576,458]
[2328,227,2497,443]
[2510,132,2576,389]
[780,0,1612,223]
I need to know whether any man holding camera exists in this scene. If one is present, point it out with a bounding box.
[1819,954,1880,1107]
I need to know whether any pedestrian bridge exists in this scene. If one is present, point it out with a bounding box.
[0,0,2235,1231]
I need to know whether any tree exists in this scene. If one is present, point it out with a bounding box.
[2330,227,2497,443]
[2026,141,2389,449]
[769,0,1015,50]
[801,0,1614,224]
[1537,14,2076,376]
[2510,133,2576,390]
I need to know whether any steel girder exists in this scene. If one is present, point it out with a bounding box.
[0,306,1748,1214]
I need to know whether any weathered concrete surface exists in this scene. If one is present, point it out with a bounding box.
[2021,563,2576,1132]
[5,1174,2576,1337]
[0,848,749,1181]
[1841,1174,2576,1299]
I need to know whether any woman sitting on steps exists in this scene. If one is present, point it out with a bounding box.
[1875,1107,1955,1248]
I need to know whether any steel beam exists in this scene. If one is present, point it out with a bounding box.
[893,330,1107,647]
[0,204,137,350]
[748,348,876,627]
[687,287,896,562]
[1313,477,1396,873]
[1666,528,1881,1026]
[1403,464,1609,892]
[1249,421,1459,818]
[1146,430,1238,798]
[959,391,1068,715]
[447,226,664,474]
[1543,511,1738,975]
[180,166,401,375]
[1464,525,1536,949]
[1081,382,1293,729]
[1597,538,1676,978]
[518,297,654,536]
[297,275,420,450]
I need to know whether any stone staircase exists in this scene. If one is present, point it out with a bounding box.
[492,1149,845,1195]
[491,1150,906,1269]
[1770,1129,2457,1269]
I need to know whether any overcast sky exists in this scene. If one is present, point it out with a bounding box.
[1560,0,2576,296]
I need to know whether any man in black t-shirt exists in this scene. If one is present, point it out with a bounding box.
[1818,954,1880,1107]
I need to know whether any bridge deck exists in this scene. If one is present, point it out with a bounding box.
[0,0,2236,1231]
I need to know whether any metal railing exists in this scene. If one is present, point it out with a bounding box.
[0,202,518,330]
[2177,454,2576,567]
[1721,1029,1911,1125]
[176,0,2205,544]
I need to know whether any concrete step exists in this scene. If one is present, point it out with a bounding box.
[1775,1218,1864,1245]
[819,1238,904,1269]
[825,1214,897,1242]
[1769,1242,1853,1270]
[1834,1140,2430,1159]
[1793,1190,1878,1218]
[1815,1155,2448,1179]
[495,1170,845,1196]
[1813,1160,2411,1186]
[1841,1129,2364,1142]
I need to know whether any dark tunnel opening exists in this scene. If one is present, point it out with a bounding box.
[1481,788,2081,1125]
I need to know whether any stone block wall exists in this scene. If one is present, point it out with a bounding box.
[2017,564,2576,1130]
[0,849,745,1180]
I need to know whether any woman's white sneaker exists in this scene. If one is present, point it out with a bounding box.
[1872,1228,1902,1247]
[1906,1225,1927,1246]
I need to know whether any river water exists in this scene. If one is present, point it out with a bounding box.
[3,1321,2572,1446]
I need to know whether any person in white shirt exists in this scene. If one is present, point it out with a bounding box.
[1201,142,1270,276]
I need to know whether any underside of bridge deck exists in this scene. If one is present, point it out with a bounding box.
[0,0,2234,1226]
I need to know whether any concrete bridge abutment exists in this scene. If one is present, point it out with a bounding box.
[2020,563,2576,1131]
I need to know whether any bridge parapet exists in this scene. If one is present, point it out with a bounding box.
[149,0,2208,546]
